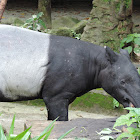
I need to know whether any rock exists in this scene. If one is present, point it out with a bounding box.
[72,20,88,34]
[46,19,88,38]
[46,27,73,37]
[133,24,140,33]
[52,16,80,29]
[40,108,44,111]
[13,18,24,26]
[81,0,133,51]
[1,17,23,25]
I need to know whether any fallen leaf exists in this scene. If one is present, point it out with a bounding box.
[85,17,89,20]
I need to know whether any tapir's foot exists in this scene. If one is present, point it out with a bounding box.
[46,99,69,121]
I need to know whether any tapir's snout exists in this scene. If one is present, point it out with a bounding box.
[113,86,140,109]
[129,102,135,108]
[131,85,140,108]
[121,97,136,108]
[133,95,140,108]
[122,90,140,108]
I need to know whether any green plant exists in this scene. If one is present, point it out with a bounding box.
[22,12,47,31]
[120,33,140,58]
[97,107,140,140]
[71,30,81,40]
[113,107,140,140]
[1,115,75,140]
[138,68,140,75]
[113,98,120,108]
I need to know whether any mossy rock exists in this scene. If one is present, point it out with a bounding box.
[1,17,24,26]
[70,91,126,116]
[52,16,80,29]
[72,20,88,34]
[1,17,18,25]
[13,18,24,26]
[20,90,126,116]
[46,27,73,37]
[133,25,140,33]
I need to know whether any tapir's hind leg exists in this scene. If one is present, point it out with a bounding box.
[42,91,75,121]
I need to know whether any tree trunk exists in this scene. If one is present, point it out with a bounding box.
[81,0,133,51]
[38,0,52,29]
[0,0,7,22]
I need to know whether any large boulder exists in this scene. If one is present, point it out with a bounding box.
[52,16,80,29]
[46,27,73,37]
[49,16,88,38]
[72,20,88,34]
[1,17,24,26]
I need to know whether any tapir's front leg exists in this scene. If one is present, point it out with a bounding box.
[47,98,69,121]
[42,92,75,121]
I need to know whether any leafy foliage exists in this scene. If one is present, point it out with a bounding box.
[138,68,140,75]
[120,33,140,54]
[113,98,120,108]
[0,115,75,140]
[98,107,140,140]
[71,30,81,40]
[22,12,47,31]
[22,12,82,41]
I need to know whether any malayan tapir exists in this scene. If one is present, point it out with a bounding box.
[0,24,140,121]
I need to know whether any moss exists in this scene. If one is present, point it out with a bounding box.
[103,0,111,2]
[96,88,103,90]
[54,27,73,37]
[72,92,113,109]
[72,20,88,34]
[116,2,120,12]
[52,16,80,29]
[110,0,131,12]
[70,92,124,114]
[17,91,125,116]
[13,18,24,26]
[119,27,126,32]
[125,0,131,8]
[1,17,24,25]
[102,27,121,51]
[45,27,73,37]
[107,22,114,27]
[104,40,118,51]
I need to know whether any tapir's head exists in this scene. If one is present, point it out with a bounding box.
[100,47,140,108]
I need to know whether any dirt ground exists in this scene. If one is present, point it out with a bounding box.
[0,102,118,140]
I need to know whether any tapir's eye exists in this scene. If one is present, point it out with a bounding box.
[120,79,125,85]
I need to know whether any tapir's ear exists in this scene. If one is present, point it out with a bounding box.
[120,49,130,58]
[105,46,118,64]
